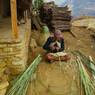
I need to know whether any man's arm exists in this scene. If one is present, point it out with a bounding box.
[43,37,51,51]
[59,39,65,52]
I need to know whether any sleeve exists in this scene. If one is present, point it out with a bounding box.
[43,37,52,51]
[59,38,65,52]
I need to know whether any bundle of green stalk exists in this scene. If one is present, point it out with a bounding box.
[77,57,95,95]
[73,51,95,77]
[72,51,95,95]
[6,55,42,95]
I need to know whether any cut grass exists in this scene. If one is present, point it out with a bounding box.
[72,51,95,95]
[6,55,42,95]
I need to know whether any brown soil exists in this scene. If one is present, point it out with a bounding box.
[1,18,95,95]
[27,26,95,95]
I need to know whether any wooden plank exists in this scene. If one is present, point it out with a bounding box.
[10,0,19,40]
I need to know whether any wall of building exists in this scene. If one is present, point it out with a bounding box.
[0,20,31,75]
[0,41,25,74]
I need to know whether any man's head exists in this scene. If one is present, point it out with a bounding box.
[54,30,62,40]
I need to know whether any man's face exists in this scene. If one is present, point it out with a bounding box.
[54,30,62,40]
[54,33,61,40]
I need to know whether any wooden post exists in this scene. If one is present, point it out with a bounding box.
[10,0,19,40]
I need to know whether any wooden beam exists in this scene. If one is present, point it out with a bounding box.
[10,0,19,40]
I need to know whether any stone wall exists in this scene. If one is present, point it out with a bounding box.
[0,41,23,64]
[0,20,31,75]
[0,41,26,74]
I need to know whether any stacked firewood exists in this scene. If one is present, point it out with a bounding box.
[40,2,72,31]
[52,7,71,31]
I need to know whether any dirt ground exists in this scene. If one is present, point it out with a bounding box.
[27,25,95,95]
[30,26,95,58]
[65,26,95,58]
[1,18,95,95]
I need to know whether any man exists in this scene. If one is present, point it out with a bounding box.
[43,30,70,62]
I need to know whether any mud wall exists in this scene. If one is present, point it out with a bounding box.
[0,19,31,75]
[0,41,27,74]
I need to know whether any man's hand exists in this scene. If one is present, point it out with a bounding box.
[55,46,60,51]
[50,46,55,51]
[49,43,55,50]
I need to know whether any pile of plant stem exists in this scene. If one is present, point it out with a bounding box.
[6,55,42,95]
[72,51,95,95]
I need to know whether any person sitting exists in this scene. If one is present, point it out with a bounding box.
[43,30,70,62]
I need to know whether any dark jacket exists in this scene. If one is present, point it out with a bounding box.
[43,36,64,53]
